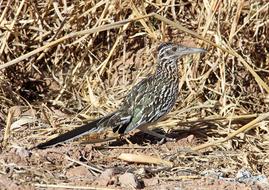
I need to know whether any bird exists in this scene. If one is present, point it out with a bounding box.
[36,42,206,149]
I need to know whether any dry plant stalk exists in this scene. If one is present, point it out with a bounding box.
[193,112,269,151]
[118,153,173,167]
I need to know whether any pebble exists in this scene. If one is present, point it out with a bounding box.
[119,172,139,188]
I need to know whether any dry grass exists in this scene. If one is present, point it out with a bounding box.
[0,0,269,188]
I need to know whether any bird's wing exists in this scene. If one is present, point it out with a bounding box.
[119,75,176,133]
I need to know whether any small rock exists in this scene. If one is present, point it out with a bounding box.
[97,168,116,186]
[119,172,139,188]
[136,168,146,176]
[66,166,92,178]
[201,170,225,179]
[15,147,31,158]
[99,168,115,179]
[143,178,159,186]
[236,169,269,185]
[236,169,252,180]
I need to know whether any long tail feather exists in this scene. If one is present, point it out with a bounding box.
[36,114,113,149]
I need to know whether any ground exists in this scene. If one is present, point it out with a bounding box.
[0,129,268,189]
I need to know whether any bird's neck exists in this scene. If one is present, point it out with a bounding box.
[156,58,178,75]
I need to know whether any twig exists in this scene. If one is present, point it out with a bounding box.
[192,112,269,151]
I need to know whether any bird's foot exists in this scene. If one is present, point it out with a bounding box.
[157,136,175,145]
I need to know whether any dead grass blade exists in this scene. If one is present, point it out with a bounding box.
[118,153,173,167]
[229,47,269,93]
[2,107,15,147]
[232,2,269,38]
[4,11,268,95]
[66,156,103,173]
[131,2,157,40]
[192,112,269,151]
[0,13,154,70]
[228,0,244,43]
[34,183,116,190]
[0,0,26,54]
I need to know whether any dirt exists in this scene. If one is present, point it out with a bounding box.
[0,133,268,190]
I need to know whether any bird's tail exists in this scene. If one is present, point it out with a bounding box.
[36,113,117,149]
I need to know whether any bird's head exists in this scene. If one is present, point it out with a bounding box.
[157,43,206,61]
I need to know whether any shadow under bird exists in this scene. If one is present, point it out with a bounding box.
[36,43,206,149]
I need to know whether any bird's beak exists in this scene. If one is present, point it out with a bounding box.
[176,46,207,56]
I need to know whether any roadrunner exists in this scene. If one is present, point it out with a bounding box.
[37,43,206,149]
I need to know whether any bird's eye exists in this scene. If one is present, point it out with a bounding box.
[172,47,177,51]
[167,50,173,54]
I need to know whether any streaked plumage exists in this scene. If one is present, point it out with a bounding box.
[36,43,206,149]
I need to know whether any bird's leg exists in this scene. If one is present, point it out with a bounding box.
[138,126,175,144]
[138,125,166,139]
[119,134,134,145]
